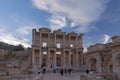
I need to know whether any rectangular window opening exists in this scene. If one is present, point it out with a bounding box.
[56,42,61,48]
[42,42,47,47]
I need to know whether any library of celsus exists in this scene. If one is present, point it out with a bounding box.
[32,28,83,71]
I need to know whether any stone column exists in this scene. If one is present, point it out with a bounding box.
[48,33,49,47]
[32,49,35,66]
[63,50,65,68]
[79,34,83,48]
[69,51,71,68]
[81,52,83,66]
[69,35,71,47]
[47,50,50,68]
[54,34,56,47]
[39,50,42,68]
[76,51,78,67]
[62,34,65,67]
[40,32,41,46]
[72,52,75,67]
[48,33,50,68]
[54,50,56,67]
[32,49,36,73]
[79,52,82,67]
[32,29,36,45]
[97,55,102,73]
[63,34,65,48]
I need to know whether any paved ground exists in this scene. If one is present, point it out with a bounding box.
[42,72,81,80]
[0,72,104,80]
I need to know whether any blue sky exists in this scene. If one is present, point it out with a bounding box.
[0,0,120,48]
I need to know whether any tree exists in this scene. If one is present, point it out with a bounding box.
[14,44,25,51]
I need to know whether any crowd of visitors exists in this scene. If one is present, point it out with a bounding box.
[37,65,73,76]
[37,64,94,77]
[56,68,73,76]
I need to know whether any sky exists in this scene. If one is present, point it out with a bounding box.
[0,0,120,48]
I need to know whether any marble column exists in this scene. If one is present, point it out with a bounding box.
[32,49,35,66]
[40,32,41,46]
[47,50,50,68]
[73,52,75,67]
[63,50,65,68]
[32,29,36,45]
[54,50,56,67]
[76,51,78,67]
[69,51,71,68]
[39,50,42,67]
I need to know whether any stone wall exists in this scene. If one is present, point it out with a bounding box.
[0,49,32,77]
[0,74,44,80]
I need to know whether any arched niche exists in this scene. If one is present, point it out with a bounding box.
[89,58,97,71]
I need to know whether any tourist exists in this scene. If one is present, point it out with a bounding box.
[86,69,89,74]
[43,68,46,74]
[60,68,64,76]
[68,69,72,75]
[53,68,56,73]
[64,68,67,74]
[53,66,57,73]
[51,65,52,68]
[90,69,93,74]
[68,69,70,75]
[38,69,41,74]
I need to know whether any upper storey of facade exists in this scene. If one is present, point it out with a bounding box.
[32,28,83,49]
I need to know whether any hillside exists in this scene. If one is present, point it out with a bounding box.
[0,41,25,53]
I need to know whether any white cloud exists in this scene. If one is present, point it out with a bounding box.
[49,14,66,30]
[16,25,39,35]
[32,0,109,32]
[83,34,111,48]
[76,26,96,33]
[0,15,40,48]
[17,27,33,35]
[101,34,111,44]
[0,26,33,48]
[83,47,88,53]
[0,32,31,48]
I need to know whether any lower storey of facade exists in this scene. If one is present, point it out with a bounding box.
[32,47,83,71]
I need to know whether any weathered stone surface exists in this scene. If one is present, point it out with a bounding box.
[86,36,120,79]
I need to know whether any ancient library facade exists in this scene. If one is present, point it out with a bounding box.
[32,28,84,70]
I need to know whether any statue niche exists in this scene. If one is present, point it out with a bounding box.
[89,58,97,71]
